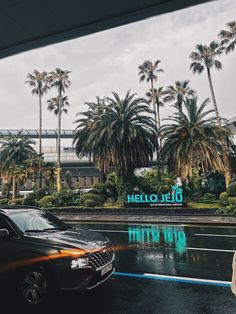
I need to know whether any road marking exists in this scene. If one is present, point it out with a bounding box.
[195,233,236,238]
[186,247,235,253]
[113,272,231,287]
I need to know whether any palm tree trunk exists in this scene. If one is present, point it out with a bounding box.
[151,79,157,125]
[39,93,42,188]
[207,67,231,189]
[12,175,16,199]
[57,91,62,192]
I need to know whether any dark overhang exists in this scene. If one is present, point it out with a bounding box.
[0,0,212,59]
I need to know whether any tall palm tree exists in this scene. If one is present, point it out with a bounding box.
[190,41,231,188]
[138,60,163,125]
[146,87,166,128]
[164,80,195,113]
[49,68,71,191]
[161,97,231,179]
[218,21,236,53]
[0,133,36,199]
[25,70,49,188]
[74,91,157,188]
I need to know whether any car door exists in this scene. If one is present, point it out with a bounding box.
[0,214,21,275]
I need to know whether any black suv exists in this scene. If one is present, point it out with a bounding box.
[0,207,115,306]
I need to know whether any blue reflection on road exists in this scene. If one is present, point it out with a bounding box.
[128,225,186,254]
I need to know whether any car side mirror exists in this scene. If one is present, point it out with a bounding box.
[0,229,10,239]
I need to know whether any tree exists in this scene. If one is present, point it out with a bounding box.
[161,97,232,180]
[0,133,36,199]
[138,60,163,125]
[146,87,166,128]
[164,80,195,113]
[48,68,71,191]
[190,41,231,188]
[25,153,44,189]
[25,70,49,188]
[73,96,108,182]
[74,91,157,195]
[218,21,236,53]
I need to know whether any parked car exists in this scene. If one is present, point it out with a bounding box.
[0,206,115,306]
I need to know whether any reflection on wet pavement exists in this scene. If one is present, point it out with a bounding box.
[128,225,187,254]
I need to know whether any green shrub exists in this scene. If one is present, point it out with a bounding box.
[219,192,228,201]
[202,193,216,201]
[22,193,36,206]
[35,187,48,200]
[218,206,236,215]
[228,197,236,206]
[38,195,55,208]
[8,198,23,205]
[53,190,76,207]
[79,193,104,207]
[228,182,236,197]
[0,198,10,205]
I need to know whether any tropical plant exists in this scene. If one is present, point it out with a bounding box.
[160,97,231,179]
[146,87,166,128]
[0,133,36,198]
[25,70,49,187]
[138,60,163,125]
[163,80,195,113]
[73,97,107,181]
[74,91,157,196]
[48,68,71,191]
[190,41,231,188]
[47,95,70,115]
[218,21,236,53]
[24,153,44,189]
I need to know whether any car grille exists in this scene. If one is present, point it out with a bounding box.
[89,244,114,270]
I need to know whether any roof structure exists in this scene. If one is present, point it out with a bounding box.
[0,0,211,59]
[0,129,74,139]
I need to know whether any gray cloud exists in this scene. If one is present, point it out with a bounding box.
[0,0,235,134]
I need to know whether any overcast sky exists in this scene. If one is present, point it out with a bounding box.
[0,0,235,137]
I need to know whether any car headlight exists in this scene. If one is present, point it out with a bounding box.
[71,257,90,269]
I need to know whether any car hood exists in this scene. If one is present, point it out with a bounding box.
[26,229,110,251]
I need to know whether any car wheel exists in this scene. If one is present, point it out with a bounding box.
[19,267,53,306]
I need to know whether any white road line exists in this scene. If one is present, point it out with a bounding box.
[187,247,235,253]
[195,233,236,238]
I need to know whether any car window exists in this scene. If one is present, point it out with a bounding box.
[9,211,68,233]
[0,216,16,237]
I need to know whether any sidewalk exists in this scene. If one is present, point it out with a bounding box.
[55,213,236,225]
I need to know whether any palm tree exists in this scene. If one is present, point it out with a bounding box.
[218,21,236,53]
[74,91,157,189]
[190,41,231,188]
[164,80,195,113]
[146,87,166,128]
[161,97,231,179]
[25,70,49,188]
[48,68,71,191]
[138,60,163,125]
[73,97,108,182]
[0,133,36,199]
[24,153,44,189]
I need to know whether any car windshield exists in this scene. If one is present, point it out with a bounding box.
[9,211,68,233]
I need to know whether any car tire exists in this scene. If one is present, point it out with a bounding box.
[17,266,55,307]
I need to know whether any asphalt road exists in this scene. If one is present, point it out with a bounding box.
[1,222,236,314]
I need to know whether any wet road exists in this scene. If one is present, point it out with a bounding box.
[1,222,236,313]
